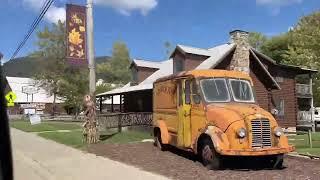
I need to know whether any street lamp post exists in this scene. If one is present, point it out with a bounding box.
[87,0,95,95]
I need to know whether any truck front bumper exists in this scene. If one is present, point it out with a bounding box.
[217,145,295,156]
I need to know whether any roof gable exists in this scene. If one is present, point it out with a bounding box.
[196,44,236,69]
[130,59,162,69]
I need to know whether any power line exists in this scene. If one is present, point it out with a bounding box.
[9,0,54,61]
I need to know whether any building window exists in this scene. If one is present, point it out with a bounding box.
[275,76,284,83]
[274,71,284,83]
[174,58,184,73]
[131,67,138,83]
[278,99,285,117]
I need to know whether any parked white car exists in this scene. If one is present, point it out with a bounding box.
[314,107,320,128]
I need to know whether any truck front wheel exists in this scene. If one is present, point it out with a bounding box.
[154,130,167,151]
[270,154,284,169]
[200,138,222,170]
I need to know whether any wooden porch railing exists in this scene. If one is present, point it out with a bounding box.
[296,83,312,96]
[97,112,153,132]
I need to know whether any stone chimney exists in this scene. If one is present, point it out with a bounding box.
[229,30,250,74]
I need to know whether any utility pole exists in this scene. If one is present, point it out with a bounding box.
[87,0,96,95]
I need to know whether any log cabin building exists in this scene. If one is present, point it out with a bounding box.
[97,30,317,130]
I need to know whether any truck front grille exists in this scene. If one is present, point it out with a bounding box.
[251,119,272,148]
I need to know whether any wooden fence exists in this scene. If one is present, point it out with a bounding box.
[97,112,153,132]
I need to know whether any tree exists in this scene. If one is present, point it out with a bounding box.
[96,83,114,95]
[164,41,174,58]
[32,21,66,115]
[32,21,89,115]
[248,32,267,51]
[282,11,320,67]
[97,41,131,84]
[58,68,88,117]
[281,11,320,106]
[260,33,292,64]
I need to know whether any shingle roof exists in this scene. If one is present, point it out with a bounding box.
[196,43,236,69]
[131,59,162,69]
[175,44,212,57]
[97,44,236,97]
[97,59,173,96]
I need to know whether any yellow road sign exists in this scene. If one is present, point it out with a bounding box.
[5,91,17,107]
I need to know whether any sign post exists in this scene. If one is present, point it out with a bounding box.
[22,86,39,103]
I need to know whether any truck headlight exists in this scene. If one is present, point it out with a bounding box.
[274,127,282,137]
[237,128,246,138]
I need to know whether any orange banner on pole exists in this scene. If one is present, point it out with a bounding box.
[66,4,87,66]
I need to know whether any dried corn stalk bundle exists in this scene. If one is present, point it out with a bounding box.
[83,95,99,144]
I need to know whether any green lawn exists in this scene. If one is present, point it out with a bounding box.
[11,120,152,149]
[288,132,320,156]
[11,120,81,132]
[38,130,85,148]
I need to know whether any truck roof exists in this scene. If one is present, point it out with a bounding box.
[155,69,251,83]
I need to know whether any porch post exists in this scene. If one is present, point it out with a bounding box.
[99,96,102,113]
[120,94,123,113]
[111,95,114,113]
[310,74,315,132]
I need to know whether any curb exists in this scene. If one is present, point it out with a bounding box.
[288,152,320,160]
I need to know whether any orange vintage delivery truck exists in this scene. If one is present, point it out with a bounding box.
[153,69,294,169]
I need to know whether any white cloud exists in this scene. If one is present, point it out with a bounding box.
[256,0,302,6]
[22,0,65,23]
[94,0,158,16]
[21,0,157,23]
[256,0,303,15]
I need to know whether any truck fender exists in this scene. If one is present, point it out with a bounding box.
[202,126,230,154]
[156,120,170,144]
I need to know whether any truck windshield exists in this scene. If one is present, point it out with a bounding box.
[200,78,230,102]
[229,79,255,102]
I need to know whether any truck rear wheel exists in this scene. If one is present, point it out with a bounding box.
[200,138,222,170]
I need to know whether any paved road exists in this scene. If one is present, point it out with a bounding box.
[11,128,168,180]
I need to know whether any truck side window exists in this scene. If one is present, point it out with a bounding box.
[178,81,183,106]
[185,80,191,104]
[192,79,200,104]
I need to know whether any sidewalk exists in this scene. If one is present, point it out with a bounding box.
[11,128,168,180]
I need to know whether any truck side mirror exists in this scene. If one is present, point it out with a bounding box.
[193,94,201,104]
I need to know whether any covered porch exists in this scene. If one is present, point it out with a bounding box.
[96,85,153,131]
[296,71,318,131]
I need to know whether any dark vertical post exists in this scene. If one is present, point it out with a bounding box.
[111,95,114,113]
[119,94,122,113]
[118,114,122,133]
[308,129,313,148]
[99,96,102,113]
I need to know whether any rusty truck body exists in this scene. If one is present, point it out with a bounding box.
[153,69,294,169]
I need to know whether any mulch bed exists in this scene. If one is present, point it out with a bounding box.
[88,142,320,180]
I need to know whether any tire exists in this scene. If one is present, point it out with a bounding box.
[154,130,167,151]
[200,138,222,170]
[270,154,284,169]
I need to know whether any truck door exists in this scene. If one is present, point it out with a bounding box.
[177,79,192,147]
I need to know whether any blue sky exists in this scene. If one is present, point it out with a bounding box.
[0,0,319,63]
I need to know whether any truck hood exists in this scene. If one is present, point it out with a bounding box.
[206,103,272,132]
